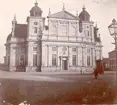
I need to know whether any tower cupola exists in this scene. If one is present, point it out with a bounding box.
[30,1,42,17]
[79,5,90,21]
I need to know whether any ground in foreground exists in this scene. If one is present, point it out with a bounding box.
[0,73,116,105]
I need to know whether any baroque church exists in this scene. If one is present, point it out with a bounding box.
[4,2,102,72]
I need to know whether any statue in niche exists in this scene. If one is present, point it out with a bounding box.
[62,46,67,55]
[38,26,42,39]
[79,20,83,33]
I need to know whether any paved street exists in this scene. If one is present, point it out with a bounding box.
[0,71,116,105]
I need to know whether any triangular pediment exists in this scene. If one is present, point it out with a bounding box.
[48,10,77,20]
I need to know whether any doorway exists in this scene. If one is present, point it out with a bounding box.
[62,60,68,70]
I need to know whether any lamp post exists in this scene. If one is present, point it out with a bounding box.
[108,19,117,84]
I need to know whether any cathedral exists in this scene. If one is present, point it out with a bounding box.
[4,2,103,72]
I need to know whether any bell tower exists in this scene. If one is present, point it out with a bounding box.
[26,1,45,72]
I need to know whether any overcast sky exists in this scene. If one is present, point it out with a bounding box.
[0,0,117,63]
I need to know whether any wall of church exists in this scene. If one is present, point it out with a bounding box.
[41,17,98,73]
[41,40,97,72]
[5,9,102,73]
[5,45,10,66]
[8,42,26,72]
[43,18,95,45]
[28,17,44,35]
[48,18,79,37]
[9,43,17,71]
[26,41,42,72]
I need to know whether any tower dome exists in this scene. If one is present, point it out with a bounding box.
[30,1,42,17]
[79,5,90,21]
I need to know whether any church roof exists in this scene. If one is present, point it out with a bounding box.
[108,50,116,54]
[14,24,27,38]
[48,10,77,20]
[30,2,42,17]
[6,24,27,41]
[7,33,12,41]
[79,6,90,21]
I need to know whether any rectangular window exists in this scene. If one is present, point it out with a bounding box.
[33,54,37,66]
[87,49,90,53]
[72,48,76,52]
[52,25,57,34]
[33,47,37,51]
[20,55,24,60]
[72,55,76,66]
[110,60,111,65]
[52,54,57,66]
[52,47,56,52]
[21,48,24,53]
[61,25,67,36]
[87,56,90,66]
[20,55,25,66]
[34,27,38,33]
[72,26,76,36]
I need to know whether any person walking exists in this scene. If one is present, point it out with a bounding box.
[94,59,104,79]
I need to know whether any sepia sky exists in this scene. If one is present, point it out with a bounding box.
[0,0,117,63]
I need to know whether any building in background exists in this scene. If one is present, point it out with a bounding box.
[102,58,109,70]
[108,50,116,71]
[4,2,102,72]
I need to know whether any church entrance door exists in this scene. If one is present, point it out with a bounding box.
[60,56,69,70]
[62,60,68,70]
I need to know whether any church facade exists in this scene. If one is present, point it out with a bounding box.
[4,2,103,72]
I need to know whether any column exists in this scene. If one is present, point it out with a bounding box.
[42,46,45,67]
[83,47,86,67]
[95,49,96,60]
[91,48,93,67]
[76,47,78,66]
[82,47,84,66]
[94,49,96,67]
[57,46,58,67]
[100,49,102,59]
[9,45,16,71]
[47,45,49,67]
[68,46,70,70]
[76,22,79,41]
[26,43,33,72]
[27,45,32,66]
[90,25,92,42]
[47,19,49,40]
[68,22,70,40]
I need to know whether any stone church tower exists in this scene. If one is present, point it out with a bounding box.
[26,1,45,72]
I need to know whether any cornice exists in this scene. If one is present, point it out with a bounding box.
[42,39,96,45]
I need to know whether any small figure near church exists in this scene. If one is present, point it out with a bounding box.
[94,59,104,79]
